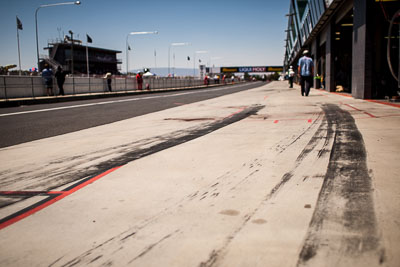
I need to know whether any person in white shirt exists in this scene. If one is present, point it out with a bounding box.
[288,66,295,88]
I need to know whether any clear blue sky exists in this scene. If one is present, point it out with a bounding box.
[1,0,289,72]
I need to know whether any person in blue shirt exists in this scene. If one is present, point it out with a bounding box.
[297,50,314,96]
[42,64,54,96]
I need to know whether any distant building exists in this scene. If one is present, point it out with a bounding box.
[284,0,400,99]
[41,38,121,75]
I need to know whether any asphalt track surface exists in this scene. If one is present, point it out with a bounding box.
[0,82,263,148]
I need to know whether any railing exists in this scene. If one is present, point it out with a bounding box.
[0,76,235,100]
[42,56,62,70]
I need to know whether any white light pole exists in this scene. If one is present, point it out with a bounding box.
[168,42,190,77]
[35,1,81,71]
[126,31,158,75]
[193,50,208,78]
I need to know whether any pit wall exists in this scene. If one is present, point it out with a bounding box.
[0,76,228,99]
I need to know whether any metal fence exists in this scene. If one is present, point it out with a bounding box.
[0,76,230,100]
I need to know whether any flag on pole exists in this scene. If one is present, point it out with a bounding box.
[16,16,22,75]
[86,34,92,43]
[16,16,23,30]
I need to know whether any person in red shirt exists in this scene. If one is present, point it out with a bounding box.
[136,72,143,90]
[204,75,209,86]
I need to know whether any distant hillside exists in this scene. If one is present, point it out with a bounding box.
[130,68,199,77]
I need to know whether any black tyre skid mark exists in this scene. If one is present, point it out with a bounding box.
[200,106,330,267]
[200,104,383,267]
[298,104,384,266]
[0,105,264,229]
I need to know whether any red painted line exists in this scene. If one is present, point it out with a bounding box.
[316,88,400,109]
[246,116,322,123]
[0,166,122,230]
[66,166,121,195]
[344,103,362,111]
[366,99,400,109]
[331,92,352,98]
[345,104,377,118]
[364,112,377,118]
[317,89,400,110]
[0,194,68,231]
[315,88,352,98]
[226,107,246,119]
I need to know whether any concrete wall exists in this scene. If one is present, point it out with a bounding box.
[0,76,44,99]
[0,76,209,99]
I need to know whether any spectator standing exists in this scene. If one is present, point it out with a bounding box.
[204,75,209,86]
[136,72,143,90]
[42,64,54,96]
[55,66,67,95]
[297,50,314,96]
[104,72,112,92]
[213,75,219,84]
[288,66,295,88]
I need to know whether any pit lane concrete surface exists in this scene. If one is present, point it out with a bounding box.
[0,81,399,267]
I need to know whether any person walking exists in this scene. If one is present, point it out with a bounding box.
[288,66,295,88]
[55,66,67,95]
[297,50,314,96]
[42,64,54,96]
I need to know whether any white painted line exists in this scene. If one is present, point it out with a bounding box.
[0,84,250,117]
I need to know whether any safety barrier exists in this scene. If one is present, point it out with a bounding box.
[0,76,229,100]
